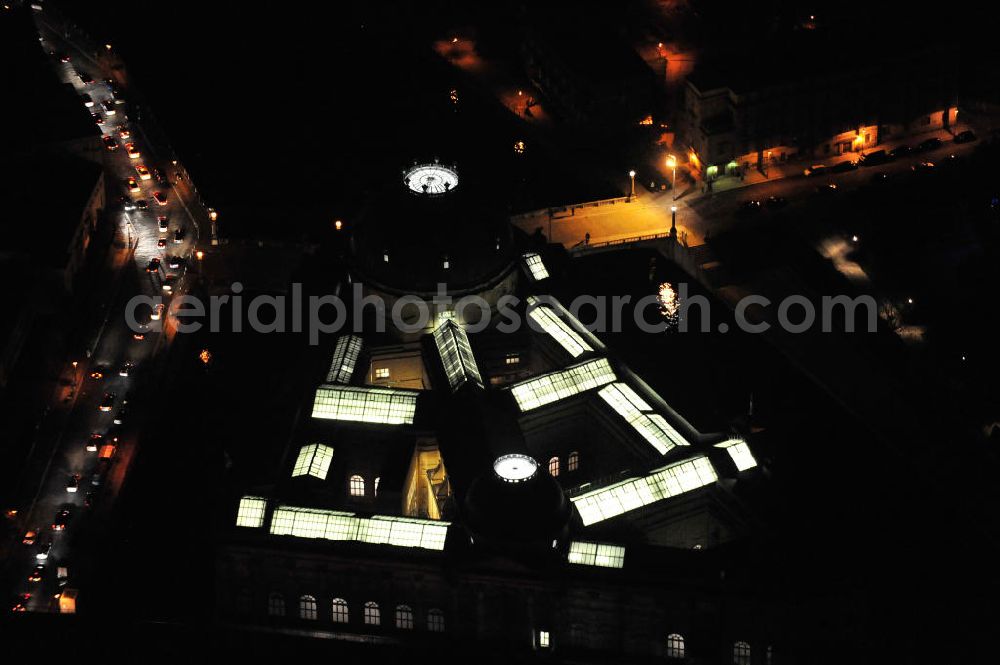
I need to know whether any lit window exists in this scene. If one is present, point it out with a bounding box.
[538,630,551,648]
[291,444,334,479]
[522,252,549,281]
[236,496,267,528]
[510,358,616,412]
[332,598,349,623]
[567,541,625,568]
[567,451,579,472]
[505,353,520,365]
[364,601,381,626]
[267,592,285,617]
[326,335,363,384]
[299,595,317,620]
[734,641,752,665]
[598,382,689,454]
[374,477,380,497]
[269,506,450,551]
[312,385,418,425]
[571,456,718,526]
[666,633,685,659]
[374,367,390,379]
[395,604,414,629]
[433,320,484,391]
[715,437,757,471]
[443,256,450,270]
[548,456,560,477]
[527,301,593,358]
[427,608,445,632]
[349,474,365,497]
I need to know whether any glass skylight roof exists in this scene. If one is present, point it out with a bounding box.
[715,437,757,471]
[326,335,363,384]
[404,164,458,195]
[510,358,617,412]
[571,456,718,526]
[291,444,334,479]
[527,301,593,358]
[432,320,484,391]
[567,541,626,568]
[597,383,690,454]
[269,505,449,551]
[493,454,538,483]
[312,385,418,425]
[522,252,550,281]
[236,496,267,528]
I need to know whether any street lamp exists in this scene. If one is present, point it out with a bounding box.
[666,155,677,199]
[628,170,636,201]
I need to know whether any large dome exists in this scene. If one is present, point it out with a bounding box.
[349,162,517,296]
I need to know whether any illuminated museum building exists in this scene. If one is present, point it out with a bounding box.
[218,165,777,663]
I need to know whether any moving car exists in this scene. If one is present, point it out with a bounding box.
[173,228,184,244]
[86,433,103,452]
[157,237,167,249]
[89,366,106,379]
[113,400,128,425]
[125,143,140,159]
[92,113,104,125]
[119,362,133,377]
[158,216,169,232]
[66,474,80,493]
[22,529,40,546]
[954,130,977,143]
[11,593,31,612]
[36,541,52,560]
[55,51,71,62]
[99,392,116,412]
[804,164,827,177]
[81,93,94,107]
[146,257,161,272]
[153,191,168,206]
[126,177,140,194]
[162,275,176,293]
[28,566,44,583]
[153,168,167,184]
[102,136,117,151]
[136,199,149,210]
[52,509,70,531]
[136,165,151,181]
[151,303,165,321]
[102,100,116,116]
[118,127,131,140]
[167,255,183,269]
[77,71,94,84]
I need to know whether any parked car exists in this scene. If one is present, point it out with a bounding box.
[954,130,977,144]
[829,159,858,173]
[889,145,912,159]
[736,199,762,217]
[915,137,942,152]
[860,149,889,166]
[765,196,788,209]
[804,164,828,177]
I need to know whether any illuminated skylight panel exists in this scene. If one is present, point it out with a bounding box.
[597,383,689,454]
[528,304,592,358]
[715,437,757,471]
[269,506,449,551]
[522,252,550,281]
[236,496,268,528]
[510,358,616,411]
[567,541,626,569]
[571,456,718,526]
[312,386,417,425]
[432,321,484,391]
[326,335,363,384]
[291,444,334,479]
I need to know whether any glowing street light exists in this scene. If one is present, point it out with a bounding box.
[628,170,636,200]
[199,349,212,365]
[334,219,343,231]
[208,208,218,222]
[195,250,204,261]
[670,205,678,237]
[666,154,677,199]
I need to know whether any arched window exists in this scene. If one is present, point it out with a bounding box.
[235,588,252,615]
[733,641,752,665]
[364,601,381,625]
[395,604,414,629]
[299,595,317,620]
[349,474,365,497]
[666,633,685,658]
[267,592,285,617]
[567,451,580,472]
[548,456,560,477]
[331,598,349,623]
[374,477,381,497]
[427,608,445,632]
